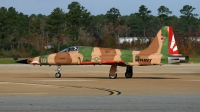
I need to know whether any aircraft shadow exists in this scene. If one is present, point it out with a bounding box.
[21,76,180,79]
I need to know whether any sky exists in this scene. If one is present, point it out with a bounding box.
[1,0,200,17]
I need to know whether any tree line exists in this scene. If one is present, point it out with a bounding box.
[0,1,200,57]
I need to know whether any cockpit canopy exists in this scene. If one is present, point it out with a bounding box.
[60,46,81,52]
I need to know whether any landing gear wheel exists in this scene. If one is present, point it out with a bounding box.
[109,74,117,79]
[55,72,61,78]
[125,66,133,78]
[125,72,132,78]
[55,65,61,78]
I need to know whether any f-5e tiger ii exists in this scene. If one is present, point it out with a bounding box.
[17,26,189,79]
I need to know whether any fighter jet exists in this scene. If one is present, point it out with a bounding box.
[17,26,189,78]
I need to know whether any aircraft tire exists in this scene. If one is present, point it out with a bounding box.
[55,72,61,78]
[125,72,132,78]
[109,74,117,79]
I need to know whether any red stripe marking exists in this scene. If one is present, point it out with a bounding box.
[169,26,173,54]
[80,62,95,65]
[103,60,124,64]
[169,26,179,54]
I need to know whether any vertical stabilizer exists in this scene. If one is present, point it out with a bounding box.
[141,26,168,54]
[141,26,188,64]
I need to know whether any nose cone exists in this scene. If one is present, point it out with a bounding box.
[16,59,28,64]
[16,57,40,65]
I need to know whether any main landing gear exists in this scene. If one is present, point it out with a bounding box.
[109,64,117,79]
[109,65,133,79]
[55,65,61,78]
[125,66,133,78]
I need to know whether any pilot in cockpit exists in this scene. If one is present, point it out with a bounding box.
[60,46,80,52]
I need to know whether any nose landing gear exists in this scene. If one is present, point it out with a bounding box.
[55,65,61,78]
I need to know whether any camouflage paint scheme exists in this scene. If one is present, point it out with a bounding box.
[28,26,173,66]
[25,26,188,78]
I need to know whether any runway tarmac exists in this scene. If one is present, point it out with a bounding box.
[0,64,200,111]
